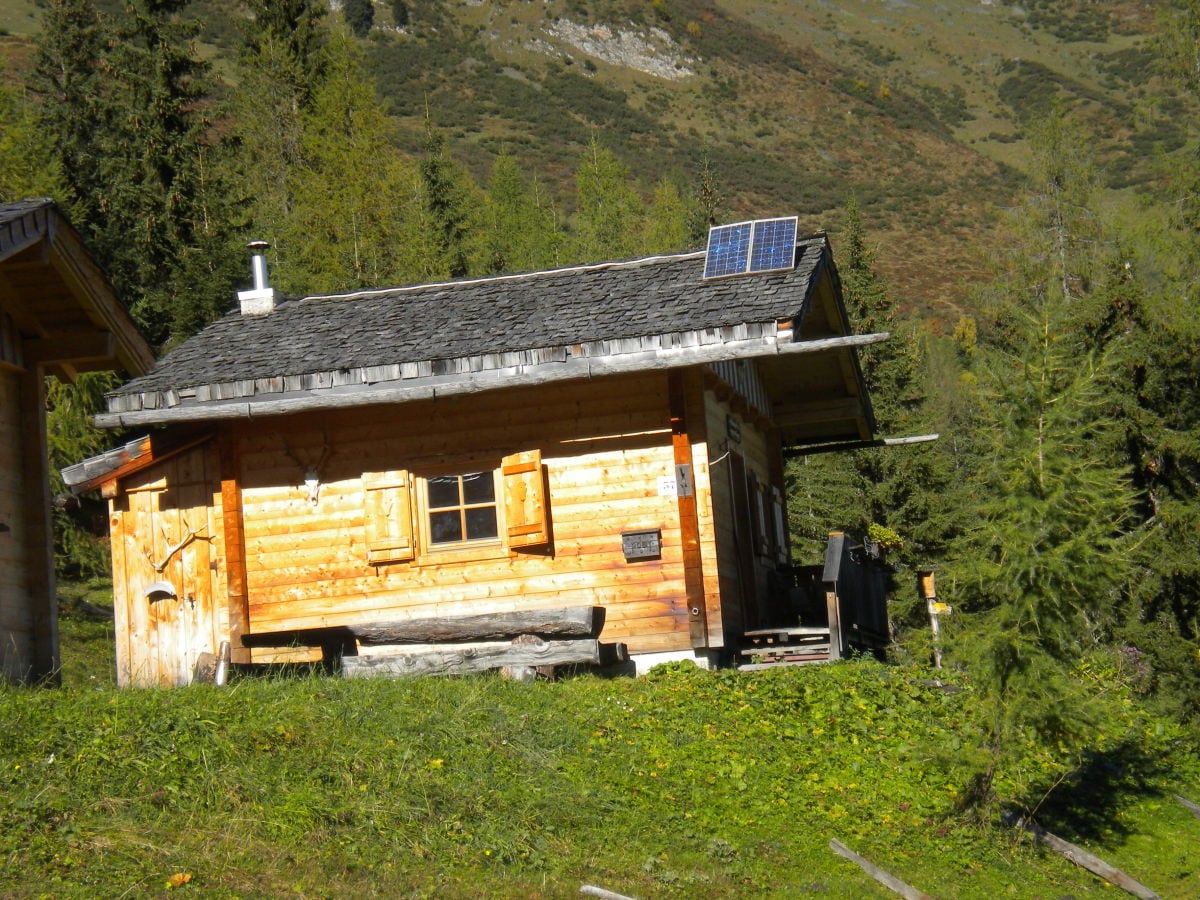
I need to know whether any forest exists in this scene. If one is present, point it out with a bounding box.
[2,0,1200,818]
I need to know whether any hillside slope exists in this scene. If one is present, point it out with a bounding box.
[0,0,1185,314]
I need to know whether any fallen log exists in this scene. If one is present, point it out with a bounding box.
[829,838,930,900]
[1001,812,1159,900]
[348,606,605,644]
[342,637,603,679]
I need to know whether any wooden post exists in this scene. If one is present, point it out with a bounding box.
[19,364,59,683]
[823,533,845,660]
[917,570,941,669]
[669,370,708,649]
[218,429,251,664]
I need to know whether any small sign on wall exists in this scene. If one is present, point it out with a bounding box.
[622,529,662,561]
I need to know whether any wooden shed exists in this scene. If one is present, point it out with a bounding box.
[1,199,154,683]
[66,226,886,687]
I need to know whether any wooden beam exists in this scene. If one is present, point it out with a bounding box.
[46,228,155,375]
[783,433,941,458]
[342,637,603,679]
[1002,813,1160,900]
[669,369,708,648]
[348,606,606,644]
[17,363,60,683]
[829,839,931,900]
[95,332,893,428]
[218,429,252,664]
[22,331,117,367]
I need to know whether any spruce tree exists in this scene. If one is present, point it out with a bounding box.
[33,0,238,346]
[419,116,483,279]
[343,0,374,38]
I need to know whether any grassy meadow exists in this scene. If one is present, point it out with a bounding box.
[1,590,1198,898]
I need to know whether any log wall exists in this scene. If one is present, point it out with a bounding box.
[236,374,696,654]
[108,371,733,684]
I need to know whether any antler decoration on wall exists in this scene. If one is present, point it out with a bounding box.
[283,433,333,505]
[146,517,213,574]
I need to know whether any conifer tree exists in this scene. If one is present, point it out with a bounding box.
[480,153,564,274]
[33,0,238,346]
[343,0,374,38]
[282,30,438,292]
[231,0,329,276]
[573,136,642,260]
[642,177,691,254]
[946,115,1140,808]
[30,0,110,227]
[419,117,484,279]
[0,75,61,201]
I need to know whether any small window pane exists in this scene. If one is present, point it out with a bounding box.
[465,507,498,541]
[428,475,460,509]
[430,510,463,544]
[461,471,495,504]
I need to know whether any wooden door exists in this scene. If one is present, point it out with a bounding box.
[727,452,762,633]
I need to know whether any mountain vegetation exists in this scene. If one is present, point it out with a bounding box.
[2,0,1200,879]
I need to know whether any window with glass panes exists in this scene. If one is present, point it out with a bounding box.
[425,470,500,545]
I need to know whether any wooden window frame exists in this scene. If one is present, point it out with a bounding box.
[362,449,551,567]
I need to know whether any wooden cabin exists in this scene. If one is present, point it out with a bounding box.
[0,199,154,683]
[66,223,887,687]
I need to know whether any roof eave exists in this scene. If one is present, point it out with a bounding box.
[95,332,889,429]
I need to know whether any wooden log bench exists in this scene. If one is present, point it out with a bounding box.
[336,606,627,681]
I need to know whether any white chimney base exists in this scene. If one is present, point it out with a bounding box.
[238,287,278,316]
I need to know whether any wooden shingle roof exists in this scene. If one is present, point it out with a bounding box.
[98,233,883,438]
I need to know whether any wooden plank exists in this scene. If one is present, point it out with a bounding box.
[1002,813,1160,899]
[342,637,603,678]
[829,839,931,900]
[669,370,708,648]
[219,430,251,664]
[1174,793,1200,819]
[349,606,605,644]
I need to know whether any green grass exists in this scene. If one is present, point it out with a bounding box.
[3,624,1199,898]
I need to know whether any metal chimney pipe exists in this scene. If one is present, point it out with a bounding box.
[248,240,270,290]
[237,240,278,316]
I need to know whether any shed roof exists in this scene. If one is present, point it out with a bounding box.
[98,232,881,444]
[0,199,153,378]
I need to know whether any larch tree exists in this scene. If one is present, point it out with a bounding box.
[573,136,643,261]
[281,29,438,293]
[231,0,329,278]
[480,153,565,275]
[946,114,1140,810]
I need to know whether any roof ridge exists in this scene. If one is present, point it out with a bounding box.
[299,249,708,303]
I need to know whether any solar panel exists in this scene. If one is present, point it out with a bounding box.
[703,222,752,279]
[703,216,798,280]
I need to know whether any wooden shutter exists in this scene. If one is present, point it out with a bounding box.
[502,449,550,550]
[363,470,415,564]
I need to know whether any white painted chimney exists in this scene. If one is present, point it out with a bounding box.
[237,240,278,315]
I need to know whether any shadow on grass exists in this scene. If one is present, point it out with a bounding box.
[1021,741,1171,843]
